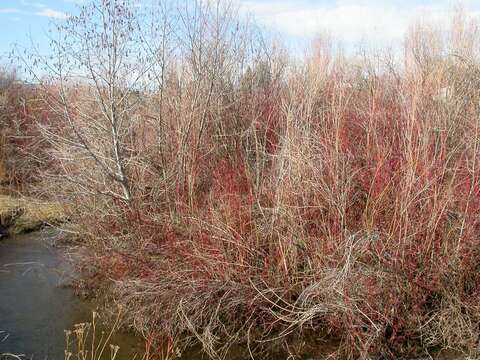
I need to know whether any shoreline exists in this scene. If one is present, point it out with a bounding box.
[0,195,66,237]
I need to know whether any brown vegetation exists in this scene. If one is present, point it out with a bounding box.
[0,195,65,234]
[5,0,480,359]
[0,68,55,193]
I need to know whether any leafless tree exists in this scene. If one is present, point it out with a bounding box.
[28,0,159,202]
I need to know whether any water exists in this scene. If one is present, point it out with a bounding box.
[0,231,143,360]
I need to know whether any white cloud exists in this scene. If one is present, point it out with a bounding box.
[239,0,480,48]
[0,8,19,14]
[35,8,69,19]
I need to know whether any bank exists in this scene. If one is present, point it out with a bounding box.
[0,195,66,237]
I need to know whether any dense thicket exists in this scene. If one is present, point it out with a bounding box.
[0,69,50,191]
[11,1,480,358]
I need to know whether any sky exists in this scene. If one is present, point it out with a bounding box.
[1,0,480,60]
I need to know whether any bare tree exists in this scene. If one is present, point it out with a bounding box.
[28,0,158,202]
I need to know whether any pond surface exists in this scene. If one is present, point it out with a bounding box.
[0,231,143,360]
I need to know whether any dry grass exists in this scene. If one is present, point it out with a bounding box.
[0,195,66,234]
[9,1,480,359]
[64,312,125,360]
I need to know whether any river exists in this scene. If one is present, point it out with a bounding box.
[0,231,143,360]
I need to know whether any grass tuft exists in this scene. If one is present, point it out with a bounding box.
[0,195,66,235]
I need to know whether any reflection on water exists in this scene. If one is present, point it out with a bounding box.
[0,231,142,360]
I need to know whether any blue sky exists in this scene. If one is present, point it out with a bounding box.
[0,0,79,57]
[1,0,480,60]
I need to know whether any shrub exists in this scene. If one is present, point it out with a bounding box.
[21,1,480,358]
